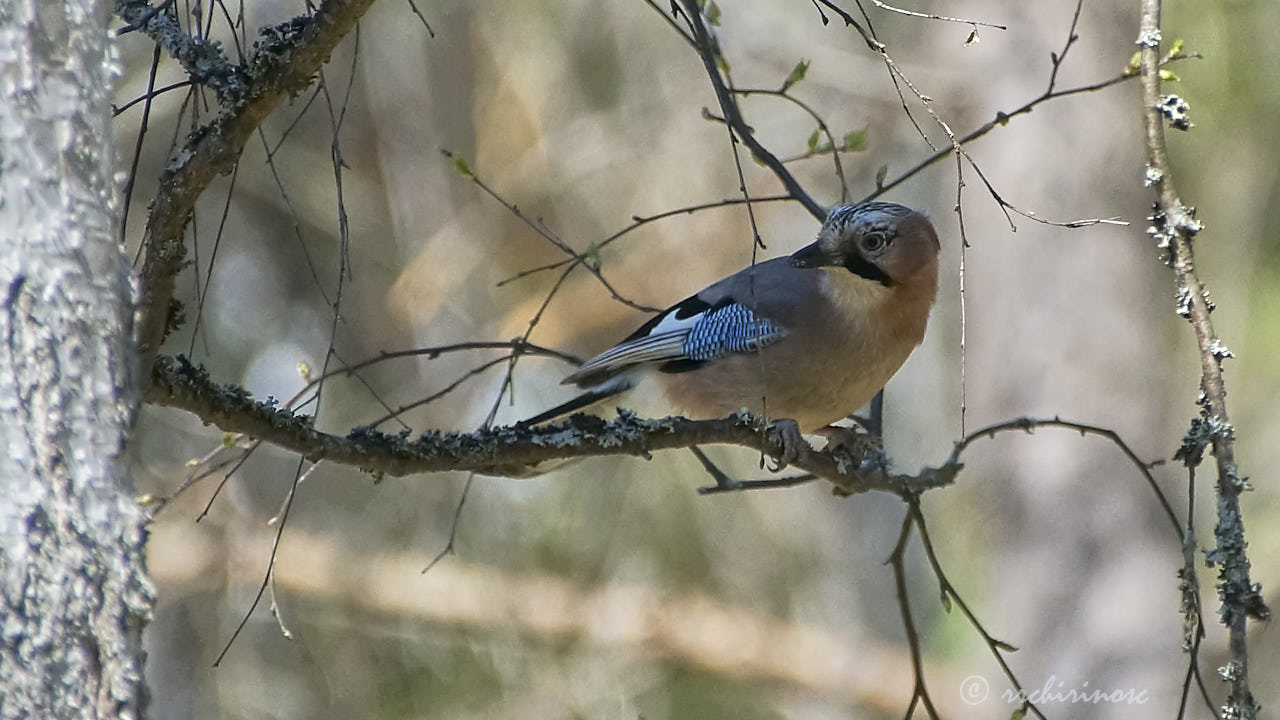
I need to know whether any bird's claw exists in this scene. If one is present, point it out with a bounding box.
[768,419,807,471]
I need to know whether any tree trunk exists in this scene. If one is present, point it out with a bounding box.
[0,1,154,718]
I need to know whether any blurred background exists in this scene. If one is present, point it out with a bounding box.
[117,0,1279,718]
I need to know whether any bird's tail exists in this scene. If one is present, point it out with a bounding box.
[518,376,633,427]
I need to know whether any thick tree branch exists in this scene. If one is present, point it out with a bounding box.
[133,0,378,390]
[146,355,956,495]
[1138,2,1267,718]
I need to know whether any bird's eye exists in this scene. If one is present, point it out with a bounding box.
[860,231,890,253]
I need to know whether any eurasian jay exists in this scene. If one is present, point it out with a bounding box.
[523,201,940,439]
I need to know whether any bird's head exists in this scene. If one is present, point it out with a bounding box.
[790,201,940,287]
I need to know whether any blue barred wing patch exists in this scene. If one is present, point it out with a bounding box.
[682,303,785,361]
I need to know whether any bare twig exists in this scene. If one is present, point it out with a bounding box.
[868,14,1194,203]
[640,0,694,48]
[876,42,1121,230]
[948,416,1181,536]
[689,445,818,494]
[1175,464,1222,720]
[186,159,239,359]
[214,49,368,661]
[496,195,792,287]
[441,150,661,313]
[285,341,580,410]
[113,80,197,117]
[194,439,261,522]
[866,0,1005,31]
[887,507,940,719]
[809,0,884,52]
[733,87,850,201]
[119,43,163,246]
[211,454,306,666]
[421,472,475,573]
[910,502,1044,719]
[821,0,1181,232]
[402,0,434,36]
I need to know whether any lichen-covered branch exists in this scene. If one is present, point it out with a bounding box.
[147,355,956,495]
[114,0,248,103]
[132,0,378,389]
[1137,2,1268,717]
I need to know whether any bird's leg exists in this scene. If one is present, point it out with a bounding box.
[767,418,809,471]
[848,414,875,433]
[864,391,885,436]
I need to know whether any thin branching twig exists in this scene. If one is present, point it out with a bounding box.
[1138,1,1267,716]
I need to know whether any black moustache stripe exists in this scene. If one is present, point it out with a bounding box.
[844,255,894,287]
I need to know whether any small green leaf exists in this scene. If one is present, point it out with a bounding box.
[1124,50,1142,75]
[583,242,602,268]
[940,589,952,613]
[1169,38,1184,58]
[452,154,473,179]
[842,128,868,152]
[1159,69,1180,82]
[781,59,809,92]
[706,0,721,25]
[874,164,888,188]
[806,129,820,153]
[715,53,731,76]
[1010,708,1027,720]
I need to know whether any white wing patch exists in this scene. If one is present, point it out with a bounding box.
[565,331,688,382]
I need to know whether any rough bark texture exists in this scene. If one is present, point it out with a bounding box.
[0,1,154,719]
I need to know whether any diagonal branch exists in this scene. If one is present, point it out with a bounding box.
[134,0,379,391]
[887,508,940,719]
[678,0,825,221]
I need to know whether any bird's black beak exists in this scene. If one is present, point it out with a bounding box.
[789,242,832,268]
